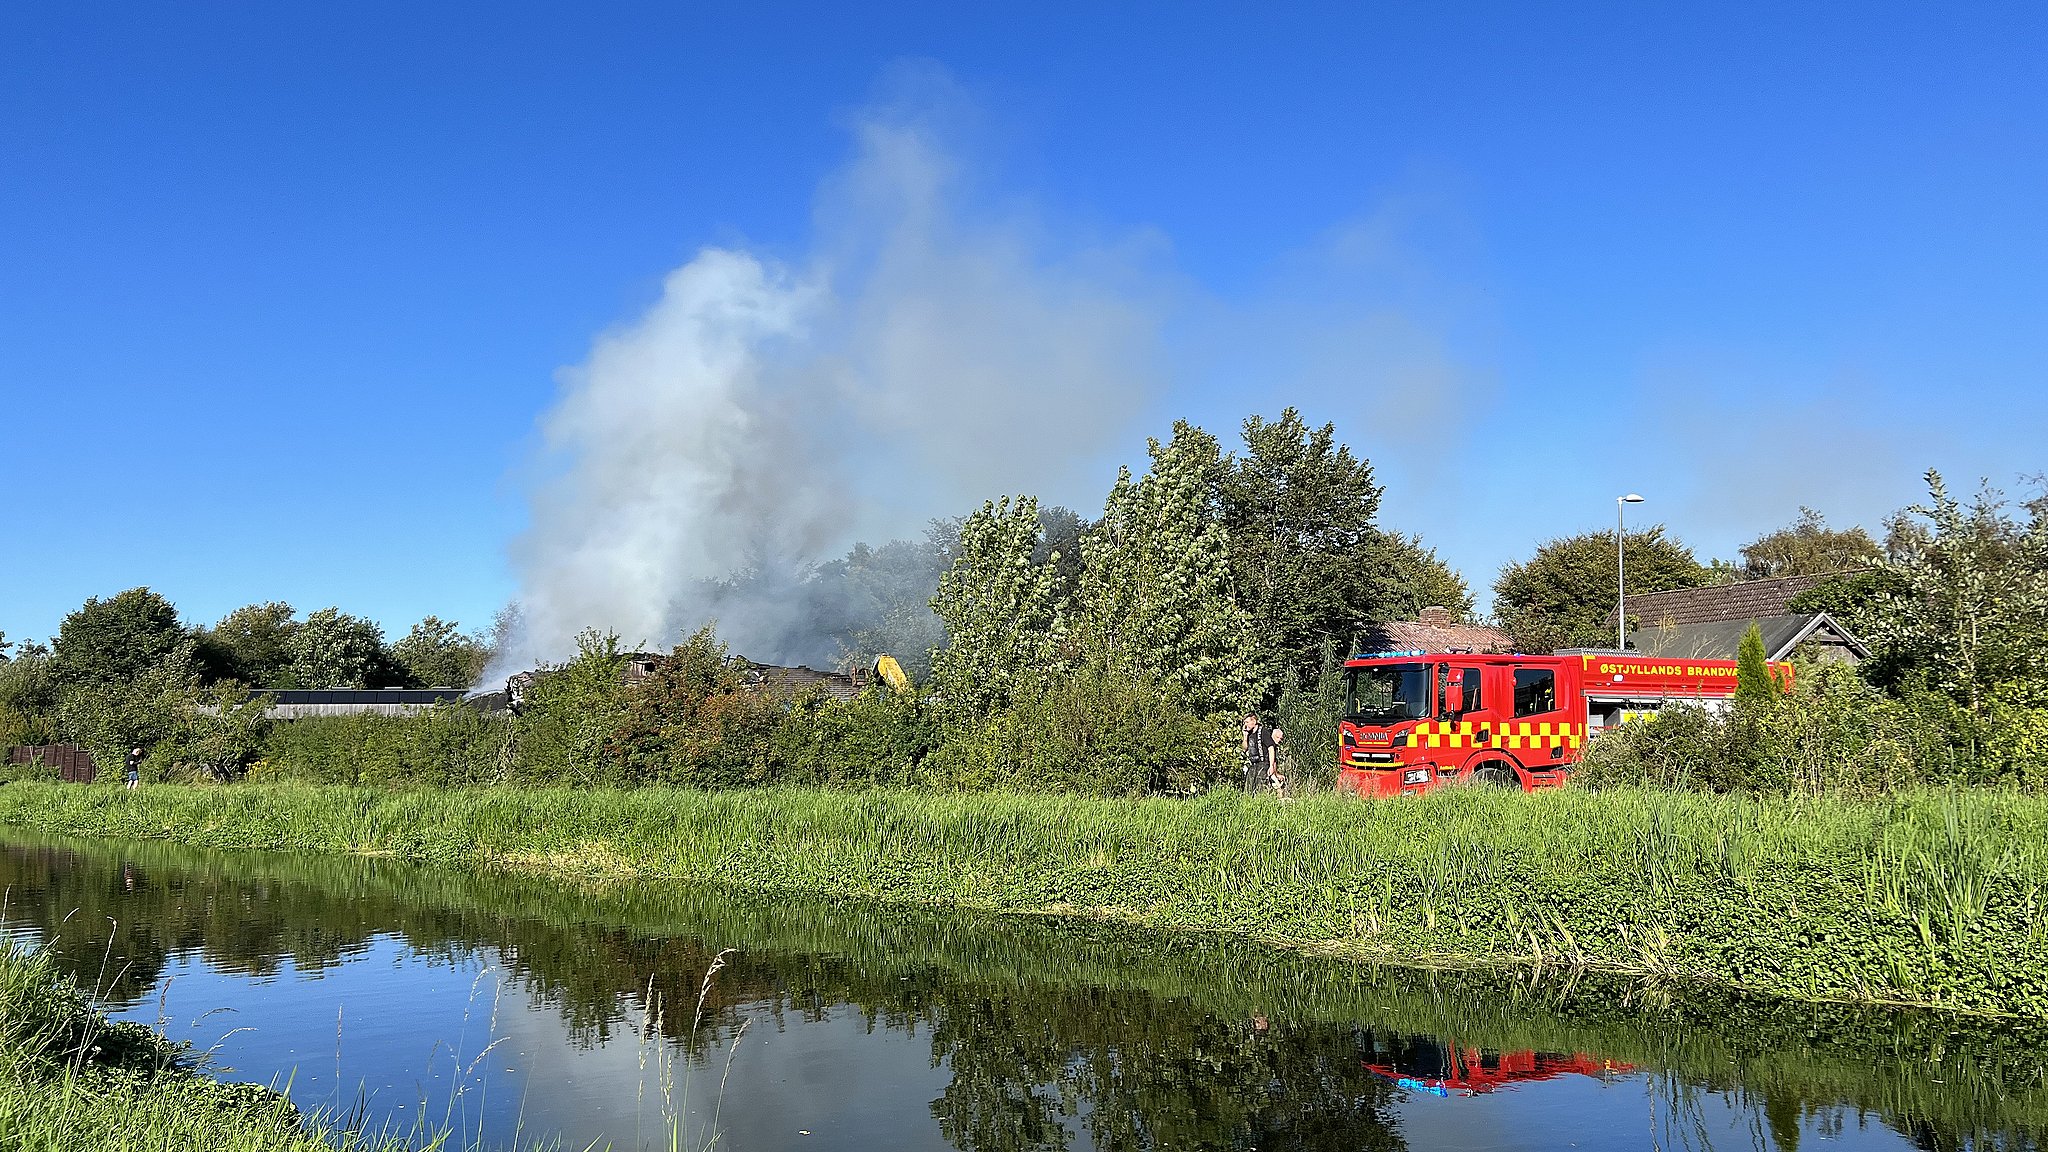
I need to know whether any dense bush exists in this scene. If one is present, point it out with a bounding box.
[1576,664,1947,796]
[603,629,791,788]
[503,629,631,786]
[922,668,1229,796]
[257,704,509,787]
[772,688,937,789]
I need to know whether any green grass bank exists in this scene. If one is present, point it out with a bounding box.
[0,938,369,1152]
[5,781,2048,1018]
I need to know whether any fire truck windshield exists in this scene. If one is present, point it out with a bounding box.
[1345,664,1431,723]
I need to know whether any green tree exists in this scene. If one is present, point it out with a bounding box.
[1735,622,1776,704]
[930,496,1068,720]
[56,650,195,770]
[1740,507,1883,579]
[1861,472,2048,725]
[199,602,299,686]
[51,588,191,692]
[509,628,631,785]
[287,607,399,688]
[47,588,200,764]
[1362,531,1474,624]
[1032,505,1089,608]
[1786,567,1910,654]
[813,524,955,680]
[1218,409,1385,694]
[0,649,62,747]
[1494,527,1711,653]
[1077,422,1256,715]
[391,616,488,688]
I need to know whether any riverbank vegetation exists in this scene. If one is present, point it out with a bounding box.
[4,781,2048,1019]
[0,937,349,1151]
[11,832,2044,1151]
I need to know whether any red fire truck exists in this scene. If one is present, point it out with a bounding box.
[1335,650,1790,798]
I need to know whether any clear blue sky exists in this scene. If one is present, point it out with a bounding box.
[4,2,2044,644]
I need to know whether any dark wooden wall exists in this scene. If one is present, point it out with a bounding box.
[5,743,96,783]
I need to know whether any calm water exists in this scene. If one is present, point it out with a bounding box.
[1,832,2041,1152]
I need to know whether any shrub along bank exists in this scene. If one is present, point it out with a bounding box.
[3,782,2047,1018]
[247,629,1232,796]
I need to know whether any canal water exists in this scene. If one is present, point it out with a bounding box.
[1,832,2040,1151]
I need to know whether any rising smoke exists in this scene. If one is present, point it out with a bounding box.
[491,95,1165,682]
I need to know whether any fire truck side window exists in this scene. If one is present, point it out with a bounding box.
[1459,668,1482,714]
[1513,669,1556,717]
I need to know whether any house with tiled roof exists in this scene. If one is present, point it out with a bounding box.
[1614,573,1869,664]
[1357,606,1515,655]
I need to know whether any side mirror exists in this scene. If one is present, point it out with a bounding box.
[1442,681,1464,715]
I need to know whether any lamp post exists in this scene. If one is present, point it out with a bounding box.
[1617,493,1644,650]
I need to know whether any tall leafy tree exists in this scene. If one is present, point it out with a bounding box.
[1032,505,1090,609]
[1494,527,1711,653]
[0,647,62,747]
[288,607,400,688]
[1219,409,1385,694]
[52,587,191,691]
[46,588,198,762]
[810,523,956,680]
[1362,531,1474,624]
[56,651,194,768]
[1077,422,1256,715]
[1740,508,1883,579]
[200,602,299,686]
[392,616,489,688]
[1861,472,2048,719]
[929,496,1068,720]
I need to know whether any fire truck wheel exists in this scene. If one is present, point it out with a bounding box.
[1472,761,1519,788]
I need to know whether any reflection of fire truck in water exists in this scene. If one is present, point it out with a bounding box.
[1363,1036,1632,1097]
[1336,650,1791,798]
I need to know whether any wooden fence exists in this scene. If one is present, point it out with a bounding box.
[4,743,96,783]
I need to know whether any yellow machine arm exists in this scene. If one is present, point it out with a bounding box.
[873,654,913,696]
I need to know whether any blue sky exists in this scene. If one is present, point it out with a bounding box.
[4,2,2044,647]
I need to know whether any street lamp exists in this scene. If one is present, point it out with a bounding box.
[1617,493,1644,650]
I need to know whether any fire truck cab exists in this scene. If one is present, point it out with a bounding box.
[1335,649,1788,798]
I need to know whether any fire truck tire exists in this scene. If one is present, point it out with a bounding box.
[1472,760,1520,788]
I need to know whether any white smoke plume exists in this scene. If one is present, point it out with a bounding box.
[491,98,1164,681]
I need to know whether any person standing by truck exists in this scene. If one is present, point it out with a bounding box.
[1241,714,1267,794]
[1264,726,1289,797]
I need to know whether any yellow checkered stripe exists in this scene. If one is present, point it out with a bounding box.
[1409,720,1585,751]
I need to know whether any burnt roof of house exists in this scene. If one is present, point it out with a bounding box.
[1616,573,1840,629]
[737,660,866,701]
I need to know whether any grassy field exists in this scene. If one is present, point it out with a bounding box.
[3,781,2048,1018]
